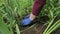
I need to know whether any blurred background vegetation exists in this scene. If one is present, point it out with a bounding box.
[0,0,60,34]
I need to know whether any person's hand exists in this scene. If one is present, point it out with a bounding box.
[21,15,32,26]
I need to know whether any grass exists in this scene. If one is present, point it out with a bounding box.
[0,13,13,34]
[0,0,60,34]
[0,0,33,34]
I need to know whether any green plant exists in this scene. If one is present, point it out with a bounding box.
[46,20,60,34]
[0,0,60,34]
[0,0,33,34]
[43,0,60,34]
[0,13,13,34]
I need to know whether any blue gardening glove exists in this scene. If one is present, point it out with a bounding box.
[21,15,32,26]
[24,15,30,19]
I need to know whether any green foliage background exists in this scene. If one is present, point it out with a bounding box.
[0,0,60,34]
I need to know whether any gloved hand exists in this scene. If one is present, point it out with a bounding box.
[21,15,32,26]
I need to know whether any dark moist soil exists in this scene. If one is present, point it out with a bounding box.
[20,23,60,34]
[20,16,60,34]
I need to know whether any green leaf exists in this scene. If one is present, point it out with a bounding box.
[0,16,13,34]
[16,24,20,34]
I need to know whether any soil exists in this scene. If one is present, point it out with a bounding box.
[20,23,46,34]
[20,23,60,34]
[20,16,60,34]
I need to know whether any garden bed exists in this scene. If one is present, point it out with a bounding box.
[20,16,60,34]
[21,23,60,34]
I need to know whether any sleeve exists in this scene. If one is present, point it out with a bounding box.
[32,0,46,16]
